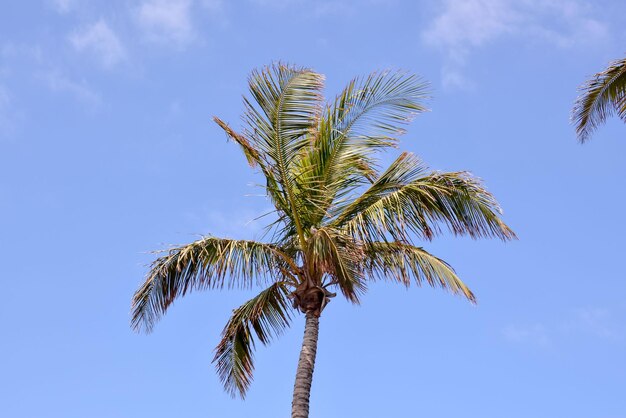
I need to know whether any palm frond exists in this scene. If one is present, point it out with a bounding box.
[242,64,324,241]
[214,116,262,168]
[213,116,292,223]
[333,152,516,243]
[297,71,429,225]
[306,227,366,303]
[364,242,475,302]
[213,282,293,398]
[573,57,626,143]
[321,70,429,158]
[131,237,294,333]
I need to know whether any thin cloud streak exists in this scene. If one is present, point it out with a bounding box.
[70,20,127,68]
[502,323,551,347]
[0,85,19,139]
[574,307,622,339]
[136,0,195,47]
[422,0,609,89]
[248,0,355,16]
[50,0,76,14]
[39,71,102,108]
[503,306,624,349]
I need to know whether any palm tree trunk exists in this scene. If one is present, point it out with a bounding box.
[291,312,320,418]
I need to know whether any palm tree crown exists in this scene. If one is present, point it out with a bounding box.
[573,56,626,142]
[131,64,515,409]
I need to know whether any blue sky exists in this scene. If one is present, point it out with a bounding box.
[2,1,626,417]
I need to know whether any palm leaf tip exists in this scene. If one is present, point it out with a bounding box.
[213,116,260,168]
[213,282,292,398]
[334,153,516,243]
[364,242,476,303]
[130,266,167,334]
[130,237,289,334]
[130,291,152,333]
[572,56,626,143]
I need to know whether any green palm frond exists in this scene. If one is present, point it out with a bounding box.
[213,116,292,224]
[333,152,516,243]
[573,57,626,143]
[213,282,293,398]
[131,237,293,333]
[331,151,429,224]
[321,70,429,154]
[242,64,324,246]
[295,71,429,225]
[364,242,475,302]
[306,227,366,303]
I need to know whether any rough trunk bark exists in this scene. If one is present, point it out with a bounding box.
[291,312,320,418]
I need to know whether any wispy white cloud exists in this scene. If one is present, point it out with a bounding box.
[422,0,609,89]
[50,0,77,14]
[70,20,127,68]
[248,0,354,16]
[39,71,102,108]
[200,0,229,27]
[440,65,476,91]
[0,85,17,139]
[136,0,195,46]
[249,0,299,7]
[423,0,515,57]
[312,1,353,17]
[502,323,551,347]
[3,41,101,109]
[201,0,223,13]
[182,203,274,239]
[0,45,35,139]
[503,306,624,349]
[0,85,11,113]
[573,307,621,339]
[1,42,43,64]
[165,99,184,122]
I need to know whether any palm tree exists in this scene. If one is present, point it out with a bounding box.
[131,63,516,418]
[573,56,626,142]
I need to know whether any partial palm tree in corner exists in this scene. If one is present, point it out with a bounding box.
[573,56,626,142]
[131,63,516,418]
